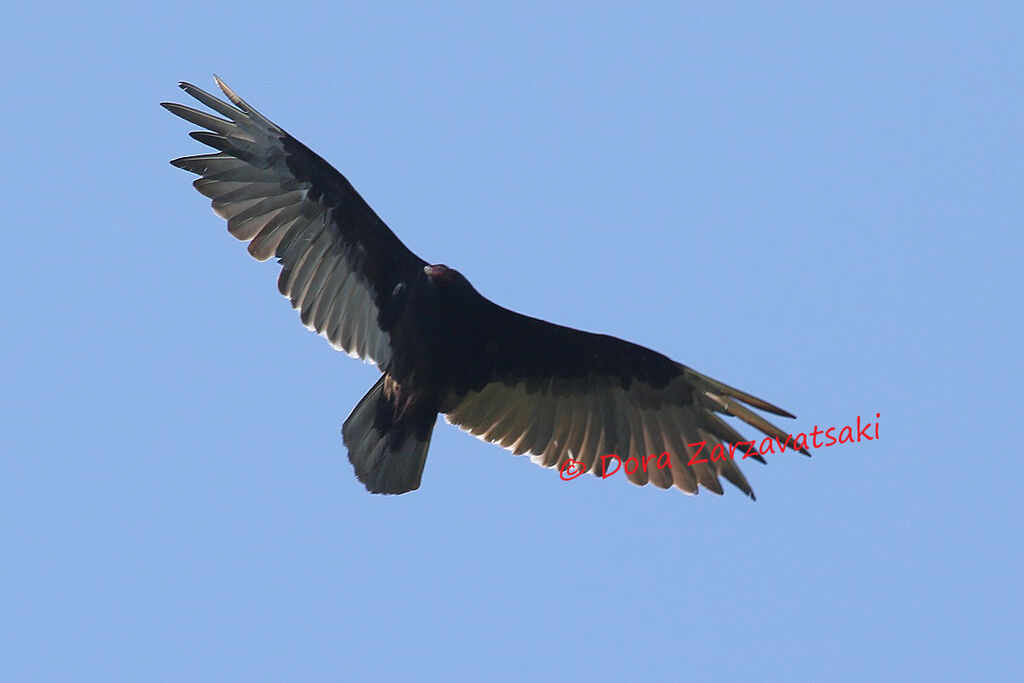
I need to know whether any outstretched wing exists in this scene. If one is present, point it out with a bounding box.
[443,306,808,499]
[163,76,426,367]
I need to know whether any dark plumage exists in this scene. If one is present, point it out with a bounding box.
[164,77,809,499]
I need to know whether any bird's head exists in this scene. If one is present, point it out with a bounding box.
[421,264,480,308]
[423,264,457,286]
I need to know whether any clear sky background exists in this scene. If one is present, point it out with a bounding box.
[2,2,1021,681]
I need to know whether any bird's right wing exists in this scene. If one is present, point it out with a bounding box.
[163,77,427,368]
[443,308,807,499]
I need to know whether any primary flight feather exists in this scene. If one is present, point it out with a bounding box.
[163,76,808,498]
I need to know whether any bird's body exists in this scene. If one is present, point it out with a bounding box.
[164,77,809,498]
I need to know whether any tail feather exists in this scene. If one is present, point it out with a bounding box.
[342,376,437,494]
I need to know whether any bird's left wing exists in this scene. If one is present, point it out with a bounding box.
[163,77,427,367]
[443,307,807,499]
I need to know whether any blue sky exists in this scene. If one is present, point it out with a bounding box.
[2,1,1021,681]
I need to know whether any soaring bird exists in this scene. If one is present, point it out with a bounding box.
[163,77,808,499]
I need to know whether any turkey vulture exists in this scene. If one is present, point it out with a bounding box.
[163,76,808,499]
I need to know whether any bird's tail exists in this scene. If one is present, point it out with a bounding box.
[342,376,437,494]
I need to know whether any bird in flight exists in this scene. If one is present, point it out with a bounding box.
[164,76,808,499]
